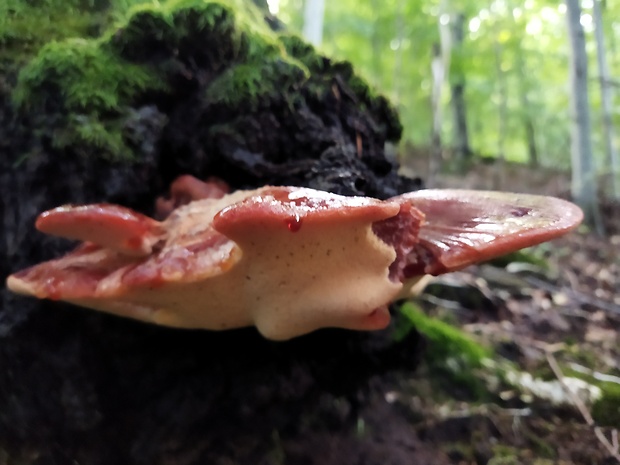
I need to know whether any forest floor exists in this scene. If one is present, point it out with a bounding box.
[393,163,620,464]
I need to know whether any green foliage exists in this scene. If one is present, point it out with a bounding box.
[278,0,619,171]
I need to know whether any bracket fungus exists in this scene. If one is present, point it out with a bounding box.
[7,176,583,340]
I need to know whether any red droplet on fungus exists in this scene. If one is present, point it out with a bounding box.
[286,216,302,232]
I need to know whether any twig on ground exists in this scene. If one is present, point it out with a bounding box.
[545,350,620,463]
[526,275,620,316]
[568,362,620,386]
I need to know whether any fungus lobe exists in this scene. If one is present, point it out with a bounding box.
[6,177,583,340]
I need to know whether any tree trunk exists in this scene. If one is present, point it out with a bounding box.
[493,35,507,190]
[565,0,603,232]
[368,0,384,88]
[430,41,447,188]
[592,0,619,199]
[302,0,325,46]
[428,3,452,188]
[392,0,405,106]
[449,13,471,162]
[514,44,539,167]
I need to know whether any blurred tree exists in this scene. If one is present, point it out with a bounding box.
[429,1,453,188]
[592,0,619,199]
[492,2,507,189]
[302,0,324,45]
[565,0,603,231]
[280,0,596,173]
[449,12,471,162]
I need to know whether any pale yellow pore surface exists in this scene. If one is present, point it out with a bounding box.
[8,188,404,340]
[70,218,402,341]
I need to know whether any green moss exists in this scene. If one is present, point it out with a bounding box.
[396,302,492,400]
[0,0,105,64]
[206,57,306,108]
[53,114,133,160]
[10,0,401,161]
[562,364,620,427]
[12,0,275,160]
[279,34,326,72]
[485,248,549,269]
[397,302,490,366]
[15,39,165,113]
[190,5,309,108]
[104,6,177,61]
[13,37,166,160]
[591,381,620,427]
[489,445,520,464]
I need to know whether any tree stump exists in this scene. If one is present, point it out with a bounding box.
[0,2,451,463]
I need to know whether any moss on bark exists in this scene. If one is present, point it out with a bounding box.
[9,0,409,198]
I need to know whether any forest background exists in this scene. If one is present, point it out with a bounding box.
[276,0,619,229]
[3,0,619,214]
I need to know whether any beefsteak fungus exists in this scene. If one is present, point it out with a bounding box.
[7,177,583,340]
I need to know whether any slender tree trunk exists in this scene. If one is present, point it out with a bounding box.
[392,0,405,106]
[450,13,471,163]
[565,0,604,232]
[514,45,539,167]
[302,0,325,46]
[429,7,452,188]
[593,0,619,199]
[370,1,382,88]
[429,42,444,188]
[494,36,507,190]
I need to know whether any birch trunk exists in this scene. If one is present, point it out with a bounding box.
[592,0,619,199]
[565,0,603,231]
[392,0,405,106]
[493,37,507,190]
[429,10,452,188]
[514,43,539,167]
[450,13,471,162]
[429,42,444,188]
[302,0,325,46]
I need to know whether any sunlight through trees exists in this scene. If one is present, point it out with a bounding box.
[280,0,620,203]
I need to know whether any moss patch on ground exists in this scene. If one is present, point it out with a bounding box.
[396,302,493,401]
